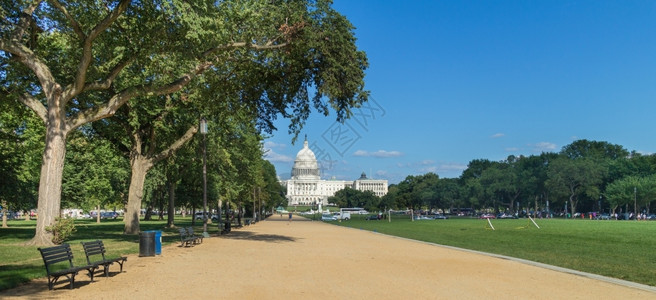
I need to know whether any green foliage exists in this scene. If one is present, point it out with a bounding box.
[328,188,380,211]
[62,130,129,211]
[561,139,629,160]
[546,157,605,214]
[0,101,42,211]
[45,218,76,244]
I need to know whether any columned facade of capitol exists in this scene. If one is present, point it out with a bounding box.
[283,137,388,206]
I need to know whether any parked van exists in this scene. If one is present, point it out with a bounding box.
[333,211,351,220]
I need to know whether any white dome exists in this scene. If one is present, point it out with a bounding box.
[291,138,320,180]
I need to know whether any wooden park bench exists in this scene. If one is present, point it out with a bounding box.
[178,228,196,247]
[81,240,127,277]
[38,243,98,290]
[186,227,203,244]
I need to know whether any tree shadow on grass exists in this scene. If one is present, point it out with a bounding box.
[219,230,297,243]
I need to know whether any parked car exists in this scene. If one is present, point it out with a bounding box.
[366,215,379,220]
[321,214,337,221]
[432,214,448,220]
[100,212,118,219]
[478,214,496,219]
[597,213,611,220]
[497,213,517,219]
[77,213,91,219]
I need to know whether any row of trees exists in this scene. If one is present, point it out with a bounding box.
[1,1,368,245]
[345,140,656,216]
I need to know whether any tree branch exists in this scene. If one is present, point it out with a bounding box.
[151,125,199,164]
[201,40,288,58]
[49,0,85,40]
[17,92,47,123]
[68,61,213,130]
[62,0,131,102]
[66,35,285,130]
[84,56,134,92]
[9,1,41,43]
[1,41,62,112]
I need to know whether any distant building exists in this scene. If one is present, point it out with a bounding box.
[282,137,388,206]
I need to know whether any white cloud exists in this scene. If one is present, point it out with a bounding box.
[439,163,467,171]
[491,133,505,138]
[263,149,293,163]
[263,141,286,149]
[352,150,403,158]
[395,160,467,176]
[531,142,557,152]
[419,166,438,173]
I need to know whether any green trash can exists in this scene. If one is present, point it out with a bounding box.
[139,231,155,257]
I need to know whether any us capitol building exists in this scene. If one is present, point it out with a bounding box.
[283,137,388,206]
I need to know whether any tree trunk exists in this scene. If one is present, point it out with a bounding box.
[124,156,153,234]
[569,194,577,216]
[96,205,101,223]
[158,189,164,220]
[534,196,538,218]
[1,201,7,228]
[27,129,67,246]
[167,181,176,228]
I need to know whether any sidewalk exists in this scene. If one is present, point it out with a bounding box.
[4,217,655,299]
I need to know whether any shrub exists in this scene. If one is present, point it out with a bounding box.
[45,217,77,244]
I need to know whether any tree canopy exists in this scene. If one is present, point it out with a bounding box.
[1,0,368,244]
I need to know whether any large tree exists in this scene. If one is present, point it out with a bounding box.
[546,157,605,215]
[2,1,368,244]
[561,139,629,160]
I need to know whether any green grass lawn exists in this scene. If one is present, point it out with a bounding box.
[0,217,221,291]
[331,216,656,286]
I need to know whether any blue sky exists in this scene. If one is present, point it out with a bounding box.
[264,0,656,184]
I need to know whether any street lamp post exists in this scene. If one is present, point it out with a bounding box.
[200,117,209,237]
[634,186,637,221]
